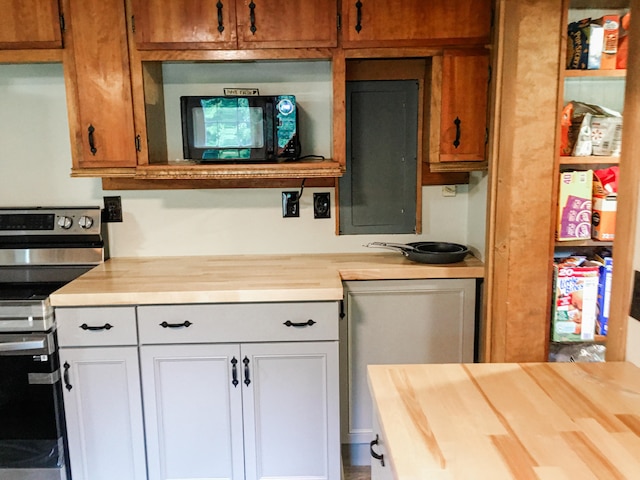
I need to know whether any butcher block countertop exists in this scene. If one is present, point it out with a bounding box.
[49,252,484,306]
[368,362,640,480]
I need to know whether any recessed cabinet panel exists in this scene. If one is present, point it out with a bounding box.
[0,0,62,49]
[236,0,338,49]
[141,344,245,480]
[131,0,238,49]
[60,347,147,480]
[63,0,137,168]
[341,0,492,48]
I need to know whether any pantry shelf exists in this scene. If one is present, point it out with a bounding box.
[558,156,620,165]
[564,69,626,78]
[555,239,613,248]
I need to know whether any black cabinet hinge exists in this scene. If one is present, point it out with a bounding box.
[135,135,141,152]
[131,15,136,33]
[59,14,65,33]
[337,13,341,30]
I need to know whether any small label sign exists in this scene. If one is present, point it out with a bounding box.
[223,88,260,96]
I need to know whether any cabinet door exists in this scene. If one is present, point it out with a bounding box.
[438,51,490,163]
[341,0,492,48]
[62,0,137,169]
[131,0,238,49]
[140,344,245,480]
[236,0,337,49]
[341,279,476,462]
[60,347,147,480]
[0,0,62,49]
[242,341,340,480]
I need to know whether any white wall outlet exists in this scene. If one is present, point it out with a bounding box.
[442,185,457,197]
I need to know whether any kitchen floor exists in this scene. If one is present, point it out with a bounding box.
[343,465,371,480]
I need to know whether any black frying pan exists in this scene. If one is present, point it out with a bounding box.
[365,241,469,264]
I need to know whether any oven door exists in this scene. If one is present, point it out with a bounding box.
[0,332,68,480]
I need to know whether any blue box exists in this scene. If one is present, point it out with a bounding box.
[595,255,613,335]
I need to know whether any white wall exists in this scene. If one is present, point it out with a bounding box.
[0,63,477,258]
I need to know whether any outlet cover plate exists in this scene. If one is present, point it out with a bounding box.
[313,192,331,218]
[282,191,299,218]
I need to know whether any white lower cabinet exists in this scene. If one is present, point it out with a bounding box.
[58,348,147,480]
[340,279,476,464]
[138,302,341,480]
[141,341,339,480]
[56,307,147,480]
[57,302,341,480]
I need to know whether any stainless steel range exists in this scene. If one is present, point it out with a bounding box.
[0,206,107,480]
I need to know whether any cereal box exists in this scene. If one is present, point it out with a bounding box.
[557,170,593,241]
[552,259,599,342]
[594,254,613,335]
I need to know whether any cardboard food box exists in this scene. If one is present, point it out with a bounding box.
[567,18,604,69]
[592,170,617,241]
[595,254,613,336]
[595,15,620,69]
[557,170,593,241]
[552,259,599,342]
[592,195,617,240]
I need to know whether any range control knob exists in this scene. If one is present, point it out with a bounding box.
[78,215,94,229]
[57,216,73,230]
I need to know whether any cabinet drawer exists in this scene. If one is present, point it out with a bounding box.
[138,302,339,344]
[56,307,138,347]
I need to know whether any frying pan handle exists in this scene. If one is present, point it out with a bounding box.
[364,242,414,253]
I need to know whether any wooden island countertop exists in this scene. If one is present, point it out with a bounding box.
[368,362,640,479]
[49,252,484,306]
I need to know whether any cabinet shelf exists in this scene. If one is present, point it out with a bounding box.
[134,160,344,180]
[555,239,613,248]
[558,155,620,165]
[564,69,626,78]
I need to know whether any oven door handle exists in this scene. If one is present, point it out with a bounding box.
[0,339,46,352]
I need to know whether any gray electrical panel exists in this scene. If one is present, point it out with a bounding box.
[339,80,418,235]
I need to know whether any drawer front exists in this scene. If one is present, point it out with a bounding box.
[138,302,339,344]
[56,307,138,347]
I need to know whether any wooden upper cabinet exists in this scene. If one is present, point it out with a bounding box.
[0,0,62,49]
[431,50,490,168]
[130,0,337,50]
[235,0,337,49]
[130,0,238,49]
[62,0,137,170]
[340,0,492,48]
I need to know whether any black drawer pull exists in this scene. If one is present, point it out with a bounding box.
[243,356,251,386]
[160,320,193,329]
[231,357,239,387]
[87,124,97,155]
[216,0,224,32]
[283,319,316,328]
[370,434,385,466]
[355,1,363,33]
[453,116,461,148]
[80,323,113,331]
[249,1,256,34]
[63,362,72,391]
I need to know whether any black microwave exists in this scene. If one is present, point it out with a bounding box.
[180,95,301,162]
